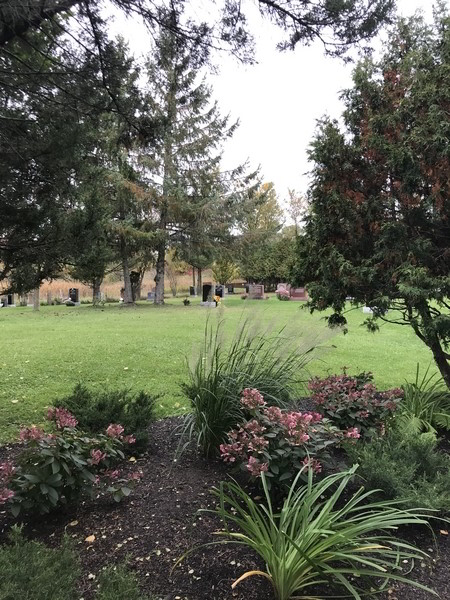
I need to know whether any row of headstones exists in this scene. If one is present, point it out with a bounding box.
[0,289,81,307]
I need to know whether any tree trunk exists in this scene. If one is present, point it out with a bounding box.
[154,238,166,305]
[192,268,196,289]
[429,339,450,389]
[196,267,202,297]
[33,287,40,311]
[92,277,102,305]
[121,239,133,304]
[416,304,450,388]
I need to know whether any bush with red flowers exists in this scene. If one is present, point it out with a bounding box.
[220,388,343,488]
[308,371,403,437]
[0,408,141,516]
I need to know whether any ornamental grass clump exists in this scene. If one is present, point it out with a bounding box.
[0,408,141,516]
[308,371,402,436]
[199,465,436,600]
[220,388,348,487]
[181,316,323,457]
[398,363,450,434]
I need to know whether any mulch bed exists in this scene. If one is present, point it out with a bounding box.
[0,417,449,600]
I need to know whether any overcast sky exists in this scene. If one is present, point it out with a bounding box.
[113,1,435,207]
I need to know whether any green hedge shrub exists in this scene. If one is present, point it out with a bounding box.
[54,384,156,452]
[346,427,450,512]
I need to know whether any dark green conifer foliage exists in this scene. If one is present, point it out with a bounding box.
[294,5,450,385]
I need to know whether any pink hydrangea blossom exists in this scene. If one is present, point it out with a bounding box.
[264,406,283,422]
[0,461,16,481]
[122,434,136,444]
[0,487,15,504]
[240,388,266,410]
[89,449,106,465]
[106,424,124,438]
[302,457,322,473]
[47,407,78,429]
[19,425,45,441]
[246,456,268,477]
[345,427,361,439]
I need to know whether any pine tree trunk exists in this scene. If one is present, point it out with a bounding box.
[196,268,202,297]
[154,239,165,305]
[121,239,133,304]
[417,305,450,388]
[92,278,102,305]
[33,287,40,311]
[192,268,196,288]
[430,340,450,389]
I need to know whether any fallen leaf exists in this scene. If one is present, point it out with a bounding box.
[128,457,136,462]
[85,535,96,543]
[68,520,79,527]
[440,530,448,536]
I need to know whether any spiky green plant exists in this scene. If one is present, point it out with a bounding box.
[180,316,320,457]
[399,363,450,433]
[198,466,437,600]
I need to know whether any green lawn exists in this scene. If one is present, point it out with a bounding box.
[0,295,439,441]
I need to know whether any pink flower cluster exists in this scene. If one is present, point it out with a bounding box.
[240,388,266,410]
[47,407,78,429]
[19,425,46,441]
[308,372,402,435]
[0,488,14,504]
[105,425,135,444]
[345,427,360,439]
[220,387,332,482]
[302,457,322,473]
[247,456,268,476]
[89,449,107,465]
[106,424,124,438]
[0,461,16,505]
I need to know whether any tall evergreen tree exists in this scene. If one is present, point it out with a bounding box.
[142,9,239,304]
[294,5,450,386]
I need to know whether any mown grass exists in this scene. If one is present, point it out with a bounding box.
[0,295,439,442]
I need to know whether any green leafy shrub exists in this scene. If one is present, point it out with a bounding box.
[0,526,79,600]
[96,564,154,600]
[181,317,319,457]
[220,388,344,487]
[0,409,141,516]
[186,466,434,600]
[54,384,156,452]
[308,371,402,436]
[345,427,450,512]
[398,363,450,433]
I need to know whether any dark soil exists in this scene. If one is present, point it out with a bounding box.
[0,418,448,600]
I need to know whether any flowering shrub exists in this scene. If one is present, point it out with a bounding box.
[276,289,290,301]
[308,371,403,436]
[0,410,141,516]
[220,388,342,487]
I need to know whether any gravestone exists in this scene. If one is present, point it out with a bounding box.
[248,284,264,299]
[277,283,291,293]
[215,285,224,298]
[147,290,155,301]
[362,306,373,314]
[1,294,15,307]
[201,283,216,307]
[66,288,80,306]
[227,284,234,294]
[290,287,308,301]
[189,286,196,297]
[202,283,213,302]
